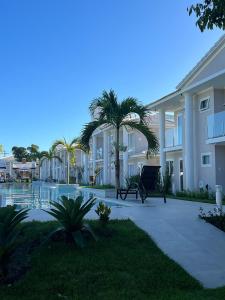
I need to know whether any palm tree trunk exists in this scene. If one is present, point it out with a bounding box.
[115,127,120,190]
[67,152,70,184]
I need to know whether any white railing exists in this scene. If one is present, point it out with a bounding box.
[208,111,225,139]
[165,128,182,148]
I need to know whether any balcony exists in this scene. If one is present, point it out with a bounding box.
[165,128,182,152]
[207,111,225,143]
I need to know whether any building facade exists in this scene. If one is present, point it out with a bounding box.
[40,34,225,193]
[148,34,225,193]
[0,156,38,181]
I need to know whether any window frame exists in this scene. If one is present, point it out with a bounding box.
[199,97,210,112]
[201,152,211,167]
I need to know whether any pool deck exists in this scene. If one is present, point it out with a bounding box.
[27,197,225,289]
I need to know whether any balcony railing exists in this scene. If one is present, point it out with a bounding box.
[165,128,182,148]
[207,111,225,139]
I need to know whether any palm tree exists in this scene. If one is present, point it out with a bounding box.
[52,138,85,184]
[40,149,62,181]
[80,90,158,189]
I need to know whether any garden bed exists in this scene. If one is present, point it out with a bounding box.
[1,220,225,299]
[199,207,225,232]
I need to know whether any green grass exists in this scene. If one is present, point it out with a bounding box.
[1,220,225,300]
[167,195,219,204]
[150,193,220,205]
[80,184,115,190]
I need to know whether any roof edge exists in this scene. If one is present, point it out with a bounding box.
[176,34,225,90]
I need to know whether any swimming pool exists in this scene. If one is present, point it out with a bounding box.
[0,182,124,209]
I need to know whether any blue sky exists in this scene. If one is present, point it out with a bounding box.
[0,0,223,154]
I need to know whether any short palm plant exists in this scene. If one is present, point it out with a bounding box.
[80,90,158,189]
[52,138,87,184]
[45,195,96,247]
[0,206,29,280]
[40,148,62,181]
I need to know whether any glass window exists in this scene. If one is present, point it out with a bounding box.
[200,98,209,111]
[128,164,137,176]
[201,154,211,166]
[177,113,183,145]
[166,160,174,175]
[128,133,135,151]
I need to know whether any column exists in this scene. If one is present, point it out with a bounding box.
[184,92,194,190]
[103,131,108,184]
[84,153,89,184]
[123,126,128,186]
[92,135,97,176]
[159,108,166,176]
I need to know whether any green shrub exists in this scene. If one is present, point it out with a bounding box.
[81,184,115,189]
[176,190,216,200]
[69,176,76,184]
[95,202,111,225]
[126,174,140,188]
[199,207,225,231]
[44,195,96,248]
[0,206,29,282]
[59,180,66,184]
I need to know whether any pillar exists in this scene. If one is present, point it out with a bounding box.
[184,92,194,190]
[123,126,128,186]
[103,131,108,184]
[92,135,97,176]
[159,108,166,176]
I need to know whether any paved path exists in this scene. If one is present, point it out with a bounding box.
[27,198,225,289]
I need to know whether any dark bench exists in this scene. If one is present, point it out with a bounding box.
[116,186,138,200]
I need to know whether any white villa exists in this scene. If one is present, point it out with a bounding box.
[40,34,225,193]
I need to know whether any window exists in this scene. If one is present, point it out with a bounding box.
[166,160,174,175]
[128,164,137,177]
[200,98,210,111]
[128,133,135,151]
[201,153,211,167]
[177,113,183,145]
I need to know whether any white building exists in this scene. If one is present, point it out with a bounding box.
[148,34,225,192]
[40,113,172,186]
[0,156,37,181]
[40,145,85,184]
[40,34,225,193]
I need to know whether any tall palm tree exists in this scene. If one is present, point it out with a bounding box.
[52,138,85,184]
[80,90,158,189]
[40,149,62,181]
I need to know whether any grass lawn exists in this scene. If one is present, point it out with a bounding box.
[80,184,115,189]
[167,195,219,205]
[0,220,225,300]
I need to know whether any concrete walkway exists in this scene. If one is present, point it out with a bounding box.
[27,198,225,289]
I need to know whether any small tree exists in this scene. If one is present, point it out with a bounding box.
[80,90,158,190]
[52,138,86,184]
[40,149,62,181]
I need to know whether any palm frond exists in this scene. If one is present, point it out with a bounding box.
[80,119,109,151]
[52,139,65,151]
[120,97,148,121]
[52,155,62,163]
[43,195,96,247]
[121,121,159,154]
[70,137,79,147]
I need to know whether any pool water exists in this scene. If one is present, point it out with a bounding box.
[0,183,122,209]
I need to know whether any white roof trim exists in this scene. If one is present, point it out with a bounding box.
[147,90,181,110]
[177,34,225,89]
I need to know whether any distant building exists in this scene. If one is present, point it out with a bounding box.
[0,156,38,181]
